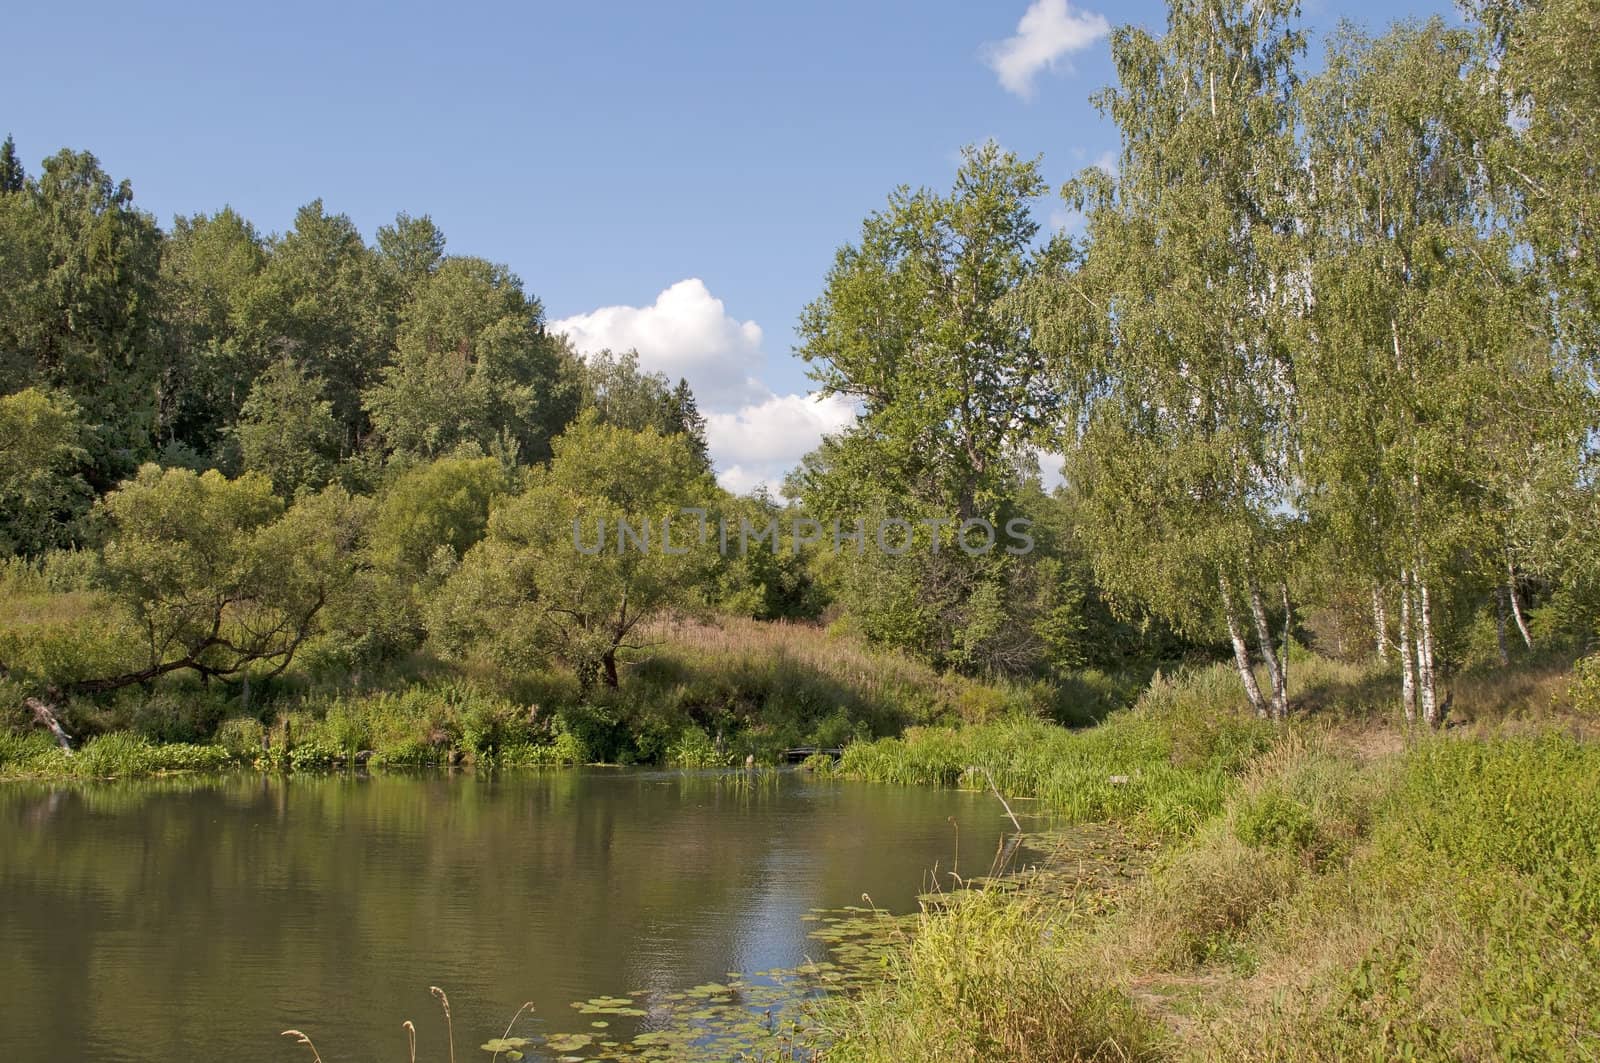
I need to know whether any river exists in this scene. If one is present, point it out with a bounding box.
[0,768,1020,1062]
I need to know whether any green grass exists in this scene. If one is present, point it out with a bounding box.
[0,730,235,778]
[818,888,1167,1063]
[831,662,1275,836]
[812,661,1600,1061]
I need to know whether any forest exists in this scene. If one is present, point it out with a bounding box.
[2,0,1598,1058]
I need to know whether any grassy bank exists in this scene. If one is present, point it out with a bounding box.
[816,657,1600,1062]
[0,609,1142,780]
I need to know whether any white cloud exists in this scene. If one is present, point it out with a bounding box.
[550,278,768,411]
[706,391,858,496]
[553,278,859,496]
[983,0,1110,100]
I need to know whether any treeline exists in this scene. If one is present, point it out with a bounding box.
[0,135,710,531]
[3,0,1598,743]
[790,0,1598,723]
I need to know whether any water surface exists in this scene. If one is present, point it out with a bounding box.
[0,769,1015,1062]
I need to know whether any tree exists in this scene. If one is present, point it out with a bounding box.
[799,141,1055,521]
[1036,0,1305,717]
[369,455,510,582]
[792,143,1064,672]
[22,466,367,697]
[0,134,22,193]
[0,150,163,486]
[1297,20,1570,723]
[431,413,714,688]
[236,200,388,449]
[1467,0,1600,360]
[157,208,269,455]
[667,377,711,470]
[0,388,90,556]
[234,359,340,497]
[376,211,445,300]
[364,256,564,462]
[575,348,681,434]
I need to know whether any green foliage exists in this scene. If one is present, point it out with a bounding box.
[214,716,266,759]
[82,465,368,690]
[234,359,340,496]
[433,413,716,687]
[1233,789,1317,853]
[71,732,235,777]
[0,149,163,484]
[0,387,90,555]
[664,726,728,769]
[836,667,1274,836]
[821,889,1165,1063]
[365,256,565,462]
[369,455,509,581]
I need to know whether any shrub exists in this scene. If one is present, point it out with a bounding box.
[1571,653,1600,719]
[215,716,266,760]
[126,689,229,745]
[1233,789,1318,853]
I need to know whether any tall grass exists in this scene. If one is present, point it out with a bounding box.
[817,888,1166,1063]
[833,663,1275,836]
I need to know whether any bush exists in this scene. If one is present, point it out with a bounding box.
[126,689,229,744]
[1571,653,1600,719]
[1233,789,1318,853]
[215,716,266,759]
[498,729,587,767]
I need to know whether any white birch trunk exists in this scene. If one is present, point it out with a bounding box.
[1248,578,1288,720]
[1398,569,1417,725]
[1417,574,1439,726]
[1506,554,1534,650]
[1221,574,1268,718]
[1372,585,1388,663]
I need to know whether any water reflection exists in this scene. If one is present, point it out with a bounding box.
[0,770,1015,1063]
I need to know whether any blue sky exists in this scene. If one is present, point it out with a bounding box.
[3,0,1455,490]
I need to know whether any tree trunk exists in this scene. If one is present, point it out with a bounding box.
[26,697,74,753]
[1372,585,1388,663]
[1417,575,1439,727]
[1506,554,1534,651]
[1494,588,1510,667]
[1398,569,1417,725]
[1220,575,1268,718]
[602,648,619,688]
[1278,582,1292,704]
[1249,578,1288,720]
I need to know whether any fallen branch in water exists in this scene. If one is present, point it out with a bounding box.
[970,765,1023,833]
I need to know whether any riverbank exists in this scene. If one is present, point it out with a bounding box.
[1,611,1144,781]
[813,655,1600,1061]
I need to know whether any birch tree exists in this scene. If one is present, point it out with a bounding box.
[1298,20,1567,723]
[1038,0,1306,718]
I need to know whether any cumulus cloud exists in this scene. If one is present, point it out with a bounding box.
[706,391,858,496]
[552,278,859,496]
[983,0,1110,99]
[550,278,769,410]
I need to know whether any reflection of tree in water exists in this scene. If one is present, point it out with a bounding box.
[0,771,1001,1063]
